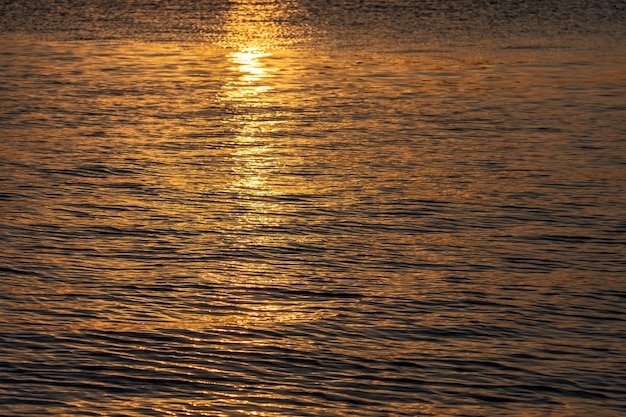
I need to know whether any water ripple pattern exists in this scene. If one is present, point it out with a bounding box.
[1,1,625,416]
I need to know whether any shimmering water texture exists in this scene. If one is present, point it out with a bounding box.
[1,1,626,416]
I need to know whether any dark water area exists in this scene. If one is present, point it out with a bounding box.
[1,1,626,415]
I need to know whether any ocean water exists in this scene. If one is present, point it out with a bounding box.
[1,1,625,416]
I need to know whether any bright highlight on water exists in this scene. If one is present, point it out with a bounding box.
[1,1,625,416]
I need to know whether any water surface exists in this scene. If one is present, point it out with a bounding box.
[1,1,625,415]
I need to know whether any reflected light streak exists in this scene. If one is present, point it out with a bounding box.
[216,2,302,287]
[231,49,273,79]
[223,48,276,104]
[223,48,278,198]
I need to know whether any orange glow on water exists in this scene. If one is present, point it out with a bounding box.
[2,0,626,414]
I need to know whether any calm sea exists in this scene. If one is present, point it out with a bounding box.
[1,1,625,415]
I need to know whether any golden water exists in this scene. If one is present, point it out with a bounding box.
[1,1,625,415]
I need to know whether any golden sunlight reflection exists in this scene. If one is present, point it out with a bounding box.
[216,2,305,284]
[232,50,274,80]
[221,47,281,200]
[222,48,276,104]
[218,0,308,50]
